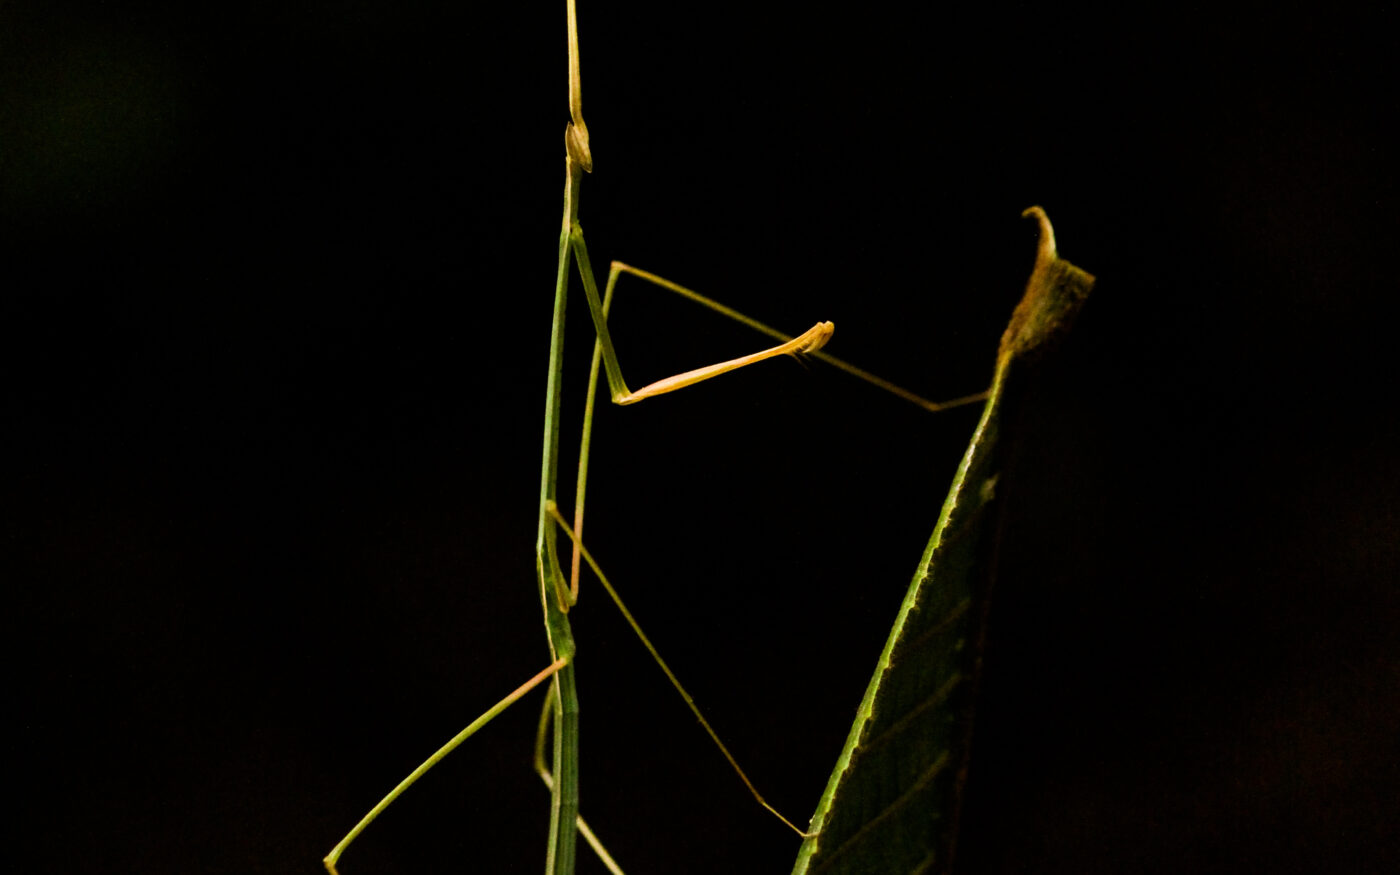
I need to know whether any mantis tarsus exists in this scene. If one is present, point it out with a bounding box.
[323,3,993,873]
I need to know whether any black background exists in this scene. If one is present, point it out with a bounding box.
[4,2,1396,873]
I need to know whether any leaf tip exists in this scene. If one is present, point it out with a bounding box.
[997,208,1096,364]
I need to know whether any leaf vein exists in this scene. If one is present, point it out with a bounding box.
[810,749,951,874]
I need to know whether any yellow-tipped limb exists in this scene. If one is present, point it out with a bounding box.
[616,320,835,405]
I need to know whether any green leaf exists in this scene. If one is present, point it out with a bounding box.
[791,207,1095,875]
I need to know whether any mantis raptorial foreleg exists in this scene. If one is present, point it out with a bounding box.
[566,260,983,595]
[563,226,834,411]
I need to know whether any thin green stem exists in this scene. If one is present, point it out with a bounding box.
[540,168,582,875]
[539,222,581,875]
[534,695,628,875]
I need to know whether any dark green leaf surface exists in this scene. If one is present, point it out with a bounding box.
[791,208,1094,875]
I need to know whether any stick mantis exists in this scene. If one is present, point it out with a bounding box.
[323,3,988,872]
